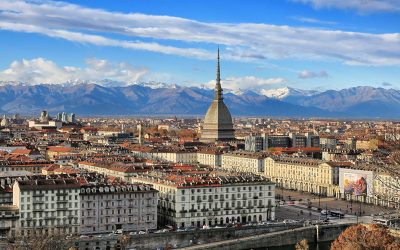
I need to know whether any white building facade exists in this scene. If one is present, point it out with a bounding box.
[131,174,275,228]
[221,151,266,174]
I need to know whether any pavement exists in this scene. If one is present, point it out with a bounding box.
[276,188,397,217]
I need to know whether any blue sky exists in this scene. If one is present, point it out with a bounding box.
[0,0,399,92]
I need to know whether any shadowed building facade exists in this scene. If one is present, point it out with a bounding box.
[201,49,235,143]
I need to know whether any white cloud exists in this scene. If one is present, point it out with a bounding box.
[293,0,400,13]
[298,70,329,79]
[0,58,148,85]
[291,16,337,25]
[0,1,399,65]
[206,76,286,92]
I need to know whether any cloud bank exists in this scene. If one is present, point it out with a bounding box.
[293,0,400,13]
[0,58,148,85]
[0,1,399,66]
[205,76,286,92]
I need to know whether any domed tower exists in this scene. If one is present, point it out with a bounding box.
[200,48,235,143]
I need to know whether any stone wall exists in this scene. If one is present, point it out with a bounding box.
[127,224,301,250]
[77,223,300,250]
[179,223,354,250]
[76,223,353,250]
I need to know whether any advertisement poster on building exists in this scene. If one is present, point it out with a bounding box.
[343,173,368,196]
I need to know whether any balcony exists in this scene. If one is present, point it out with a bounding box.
[33,193,45,197]
[253,196,259,199]
[33,200,44,204]
[44,216,57,220]
[56,193,68,196]
[56,200,68,203]
[257,205,265,208]
[179,210,187,214]
[200,208,208,212]
[247,206,254,209]
[212,208,220,212]
[219,198,225,201]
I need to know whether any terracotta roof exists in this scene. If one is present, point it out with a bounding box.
[47,146,74,153]
[42,164,61,171]
[10,149,32,155]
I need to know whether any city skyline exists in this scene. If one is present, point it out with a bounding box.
[0,0,399,92]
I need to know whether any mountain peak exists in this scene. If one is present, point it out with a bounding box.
[133,81,179,89]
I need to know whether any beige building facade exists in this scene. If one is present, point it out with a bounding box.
[264,157,340,197]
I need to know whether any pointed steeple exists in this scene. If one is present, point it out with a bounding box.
[214,47,223,100]
[201,46,235,143]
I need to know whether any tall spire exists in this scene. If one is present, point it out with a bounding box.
[214,47,223,100]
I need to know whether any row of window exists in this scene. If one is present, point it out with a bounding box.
[81,192,155,200]
[82,214,155,225]
[181,185,272,195]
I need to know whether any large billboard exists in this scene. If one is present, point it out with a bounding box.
[343,173,368,196]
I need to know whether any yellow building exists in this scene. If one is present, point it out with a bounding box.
[356,139,379,150]
[264,156,340,197]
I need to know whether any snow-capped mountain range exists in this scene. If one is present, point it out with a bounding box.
[260,87,321,99]
[0,81,399,118]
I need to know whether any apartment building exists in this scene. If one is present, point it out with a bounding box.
[264,156,340,197]
[0,161,55,174]
[151,149,197,164]
[78,161,147,181]
[0,205,19,237]
[13,178,81,236]
[80,183,157,234]
[245,135,264,152]
[197,149,222,167]
[221,151,267,174]
[130,166,275,228]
